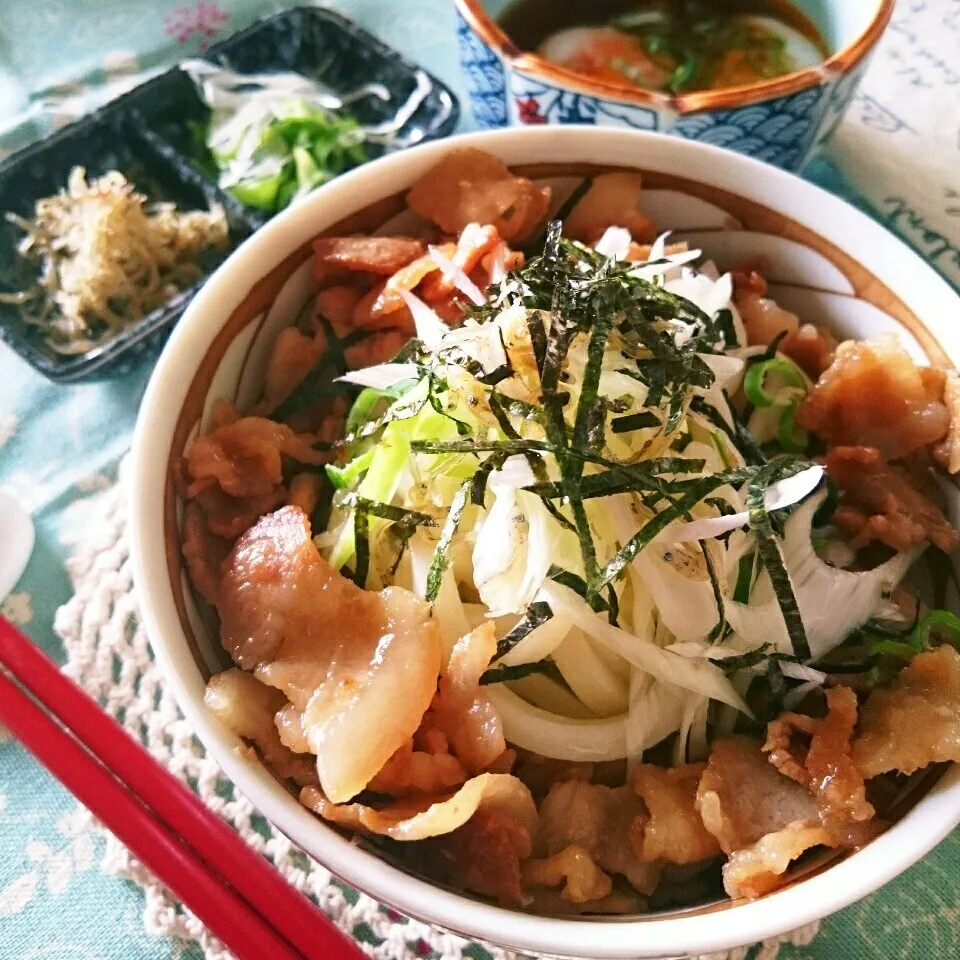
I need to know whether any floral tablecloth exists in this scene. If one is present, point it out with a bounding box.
[1,1,959,958]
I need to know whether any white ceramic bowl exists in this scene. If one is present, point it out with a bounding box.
[130,126,960,960]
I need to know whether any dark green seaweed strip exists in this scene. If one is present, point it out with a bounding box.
[700,542,728,643]
[470,450,510,506]
[526,456,710,500]
[480,659,569,687]
[542,497,577,533]
[425,482,470,602]
[352,507,370,589]
[488,391,521,440]
[526,311,547,372]
[478,364,513,386]
[611,411,661,433]
[412,438,550,455]
[572,305,614,454]
[747,459,813,661]
[548,566,610,614]
[492,601,554,662]
[341,495,436,528]
[522,177,594,256]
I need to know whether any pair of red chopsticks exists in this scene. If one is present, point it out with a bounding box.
[0,616,366,960]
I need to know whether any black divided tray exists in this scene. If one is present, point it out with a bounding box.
[0,7,459,383]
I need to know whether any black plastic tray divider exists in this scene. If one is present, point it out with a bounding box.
[0,5,459,383]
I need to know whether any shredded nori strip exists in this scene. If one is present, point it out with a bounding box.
[747,458,813,661]
[341,495,436,529]
[480,659,569,687]
[478,364,513,386]
[470,450,510,506]
[492,601,554,661]
[351,506,370,588]
[319,223,833,703]
[522,177,594,256]
[425,481,470,602]
[342,495,436,588]
[611,411,661,433]
[714,308,739,349]
[548,566,610,615]
[488,391,521,440]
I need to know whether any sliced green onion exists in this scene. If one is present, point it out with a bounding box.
[329,420,411,570]
[869,639,919,661]
[229,173,283,211]
[743,357,807,409]
[325,447,375,490]
[345,382,415,437]
[777,399,809,453]
[669,55,699,92]
[911,609,960,650]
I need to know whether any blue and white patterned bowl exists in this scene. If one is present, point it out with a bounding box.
[454,0,893,171]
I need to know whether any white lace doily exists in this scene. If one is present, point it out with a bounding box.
[52,479,820,960]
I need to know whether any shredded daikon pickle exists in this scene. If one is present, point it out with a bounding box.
[1,167,229,354]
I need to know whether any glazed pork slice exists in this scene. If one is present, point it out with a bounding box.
[696,736,839,898]
[535,779,660,897]
[217,505,442,803]
[797,334,949,460]
[852,645,960,778]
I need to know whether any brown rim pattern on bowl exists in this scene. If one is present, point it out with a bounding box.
[455,0,895,113]
[163,160,951,919]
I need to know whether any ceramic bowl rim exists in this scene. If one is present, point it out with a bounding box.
[454,0,894,114]
[130,125,960,960]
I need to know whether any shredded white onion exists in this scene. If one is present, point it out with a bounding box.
[428,245,486,305]
[783,679,824,710]
[488,455,539,490]
[629,248,702,281]
[648,232,670,262]
[725,492,921,659]
[594,226,632,260]
[396,289,447,347]
[336,362,419,388]
[662,465,825,544]
[486,685,628,761]
[542,583,750,712]
[779,661,827,684]
[488,243,507,284]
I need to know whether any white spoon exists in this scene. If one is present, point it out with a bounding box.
[0,489,34,604]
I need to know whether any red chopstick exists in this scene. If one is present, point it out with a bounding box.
[0,670,305,960]
[0,617,365,960]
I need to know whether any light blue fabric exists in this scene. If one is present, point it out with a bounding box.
[0,2,957,958]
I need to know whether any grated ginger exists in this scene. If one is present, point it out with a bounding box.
[1,166,229,355]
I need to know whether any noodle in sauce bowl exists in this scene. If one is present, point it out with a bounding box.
[454,0,892,171]
[131,127,960,959]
